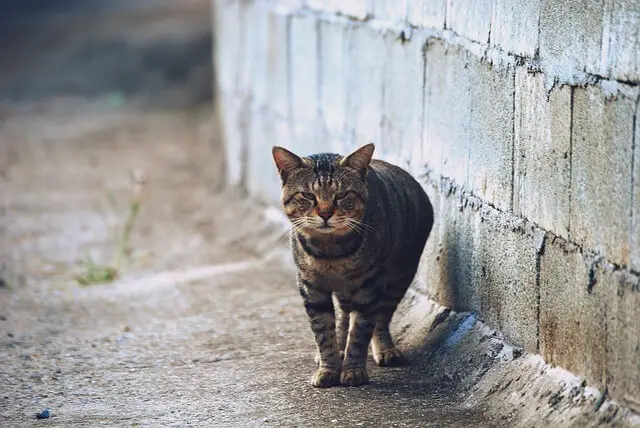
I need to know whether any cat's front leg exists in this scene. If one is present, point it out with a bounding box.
[341,293,379,386]
[298,277,342,388]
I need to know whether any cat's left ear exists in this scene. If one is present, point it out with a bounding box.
[340,143,375,177]
[272,146,308,182]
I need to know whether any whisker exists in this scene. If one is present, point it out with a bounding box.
[350,218,380,233]
[344,218,366,238]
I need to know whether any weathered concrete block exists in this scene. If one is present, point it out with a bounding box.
[513,71,571,238]
[247,111,273,201]
[272,0,305,13]
[407,0,446,29]
[241,2,269,106]
[212,0,243,95]
[345,24,385,148]
[381,31,426,174]
[424,185,479,311]
[370,0,407,24]
[539,0,605,80]
[306,0,327,12]
[290,121,327,156]
[467,61,514,212]
[471,208,544,352]
[423,41,513,210]
[267,12,290,119]
[423,41,469,183]
[247,115,290,202]
[447,0,492,44]
[570,85,638,266]
[318,20,351,140]
[414,180,445,302]
[539,239,607,385]
[605,0,640,82]
[601,269,640,413]
[419,183,542,352]
[326,0,368,20]
[289,14,319,124]
[218,95,246,187]
[490,0,540,57]
[634,106,640,272]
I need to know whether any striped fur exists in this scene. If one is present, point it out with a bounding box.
[272,144,434,388]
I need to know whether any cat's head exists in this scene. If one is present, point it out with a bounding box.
[271,144,375,236]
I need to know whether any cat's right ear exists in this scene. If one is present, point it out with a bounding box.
[272,146,307,183]
[340,143,375,177]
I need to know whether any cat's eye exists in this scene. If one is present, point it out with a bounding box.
[301,192,316,200]
[335,192,347,200]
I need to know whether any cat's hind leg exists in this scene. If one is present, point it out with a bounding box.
[371,277,412,367]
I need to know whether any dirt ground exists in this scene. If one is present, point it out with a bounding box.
[1,2,639,427]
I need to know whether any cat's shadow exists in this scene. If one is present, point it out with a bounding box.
[370,312,485,400]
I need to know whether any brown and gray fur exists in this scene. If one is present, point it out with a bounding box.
[272,143,434,388]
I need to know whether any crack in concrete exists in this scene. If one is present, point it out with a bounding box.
[425,169,640,282]
[567,86,575,241]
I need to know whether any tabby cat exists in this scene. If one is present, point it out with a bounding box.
[272,143,434,387]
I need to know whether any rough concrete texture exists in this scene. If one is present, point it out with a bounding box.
[416,180,542,353]
[381,30,426,172]
[214,0,640,417]
[290,14,319,126]
[346,24,386,149]
[446,0,492,44]
[423,41,470,185]
[407,0,446,29]
[605,0,640,82]
[266,12,290,119]
[419,181,478,312]
[423,40,514,211]
[466,59,514,212]
[212,0,244,187]
[289,14,327,154]
[598,268,640,414]
[471,207,544,353]
[369,0,407,24]
[513,71,572,239]
[539,0,605,81]
[327,0,368,20]
[490,0,540,57]
[570,84,638,266]
[319,19,349,145]
[241,2,270,107]
[634,102,640,272]
[539,239,607,386]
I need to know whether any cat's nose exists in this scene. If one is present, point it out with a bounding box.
[318,210,334,221]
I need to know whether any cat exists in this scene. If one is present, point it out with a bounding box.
[272,143,434,387]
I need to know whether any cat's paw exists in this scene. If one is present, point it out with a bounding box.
[311,369,340,388]
[340,368,369,386]
[374,348,407,367]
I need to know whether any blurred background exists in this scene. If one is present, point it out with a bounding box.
[0,0,213,108]
[1,0,225,284]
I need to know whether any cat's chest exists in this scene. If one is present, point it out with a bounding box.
[305,259,363,291]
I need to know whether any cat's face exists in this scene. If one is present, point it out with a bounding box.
[272,144,375,236]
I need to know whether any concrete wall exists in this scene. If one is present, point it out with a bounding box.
[212,0,640,412]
